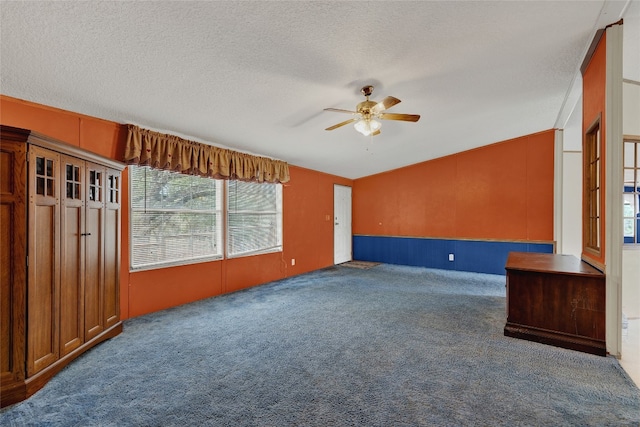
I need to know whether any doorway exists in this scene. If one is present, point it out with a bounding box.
[333,184,352,264]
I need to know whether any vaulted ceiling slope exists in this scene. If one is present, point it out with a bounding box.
[0,1,636,179]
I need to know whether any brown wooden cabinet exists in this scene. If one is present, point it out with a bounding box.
[1,125,123,407]
[504,252,606,356]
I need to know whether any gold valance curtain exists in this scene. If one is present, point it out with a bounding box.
[124,125,290,183]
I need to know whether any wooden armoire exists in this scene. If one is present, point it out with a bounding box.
[1,125,124,407]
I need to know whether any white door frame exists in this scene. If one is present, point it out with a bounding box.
[604,24,623,357]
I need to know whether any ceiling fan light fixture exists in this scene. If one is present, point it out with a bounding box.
[354,118,381,136]
[324,85,419,135]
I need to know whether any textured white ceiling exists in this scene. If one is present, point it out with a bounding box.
[0,1,636,179]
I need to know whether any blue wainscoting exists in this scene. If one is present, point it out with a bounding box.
[352,235,554,275]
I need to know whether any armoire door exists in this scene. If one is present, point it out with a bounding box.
[103,168,120,329]
[0,139,27,398]
[59,155,85,356]
[84,162,105,341]
[27,146,60,376]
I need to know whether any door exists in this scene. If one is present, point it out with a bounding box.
[84,162,105,341]
[0,139,27,395]
[334,184,352,264]
[103,168,121,329]
[27,146,60,376]
[59,155,85,356]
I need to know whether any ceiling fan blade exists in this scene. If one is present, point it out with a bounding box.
[379,113,420,122]
[325,118,358,131]
[371,96,401,114]
[324,108,359,114]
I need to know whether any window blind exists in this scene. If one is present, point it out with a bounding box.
[227,180,283,257]
[130,166,223,269]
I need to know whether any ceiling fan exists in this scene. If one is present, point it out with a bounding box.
[324,85,420,136]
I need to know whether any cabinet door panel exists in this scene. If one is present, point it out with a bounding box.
[27,147,60,376]
[0,141,27,390]
[0,203,14,375]
[60,156,85,356]
[84,163,105,341]
[103,169,120,328]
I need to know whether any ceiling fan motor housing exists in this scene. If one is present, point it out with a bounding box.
[357,100,378,118]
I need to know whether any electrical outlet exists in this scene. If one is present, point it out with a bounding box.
[448,253,454,261]
[291,258,296,266]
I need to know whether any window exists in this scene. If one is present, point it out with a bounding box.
[584,119,601,254]
[227,180,283,257]
[624,138,640,244]
[129,166,223,270]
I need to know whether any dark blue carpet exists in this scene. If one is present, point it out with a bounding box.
[2,264,639,426]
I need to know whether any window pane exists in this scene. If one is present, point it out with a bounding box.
[624,142,634,168]
[623,194,635,217]
[129,166,222,269]
[227,181,283,257]
[624,169,635,187]
[623,139,640,246]
[624,219,634,238]
[584,122,601,251]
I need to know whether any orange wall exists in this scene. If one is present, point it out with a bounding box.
[353,130,555,242]
[127,165,350,317]
[1,95,352,318]
[581,32,607,269]
[0,97,126,161]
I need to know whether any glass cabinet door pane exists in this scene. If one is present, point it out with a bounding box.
[36,157,44,175]
[36,177,45,195]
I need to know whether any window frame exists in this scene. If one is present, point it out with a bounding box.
[583,116,602,257]
[128,166,286,271]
